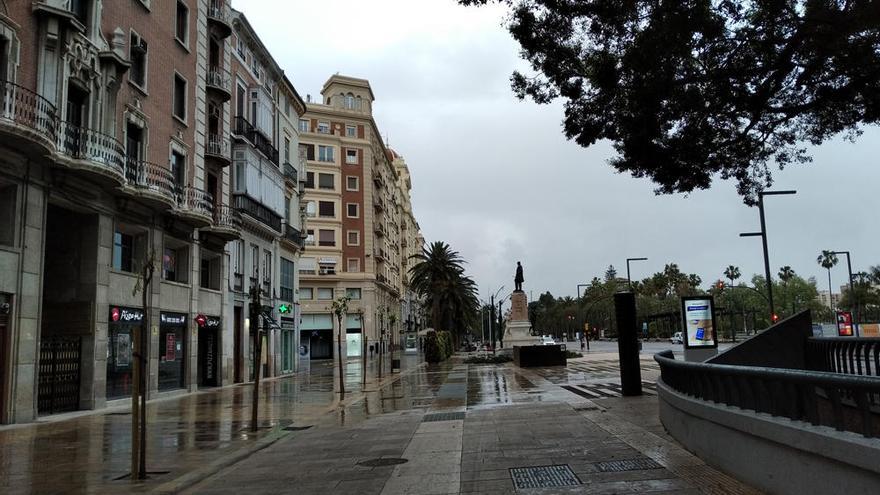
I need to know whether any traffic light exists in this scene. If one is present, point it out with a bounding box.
[715,280,725,291]
[278,304,291,314]
[771,313,779,323]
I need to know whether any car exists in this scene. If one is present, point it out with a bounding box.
[541,336,566,351]
[670,332,683,344]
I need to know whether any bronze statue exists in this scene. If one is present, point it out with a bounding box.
[514,261,524,292]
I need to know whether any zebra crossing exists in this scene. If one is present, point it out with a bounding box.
[561,381,657,400]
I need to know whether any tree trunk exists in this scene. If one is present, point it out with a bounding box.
[337,316,345,397]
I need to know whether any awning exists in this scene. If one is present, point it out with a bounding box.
[260,311,282,331]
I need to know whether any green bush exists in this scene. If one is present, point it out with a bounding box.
[424,330,442,363]
[464,354,512,364]
[565,350,583,358]
[437,330,453,359]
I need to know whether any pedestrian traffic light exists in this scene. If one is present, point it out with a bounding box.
[278,303,291,314]
[771,313,779,323]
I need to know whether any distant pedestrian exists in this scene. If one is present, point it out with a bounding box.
[580,339,585,351]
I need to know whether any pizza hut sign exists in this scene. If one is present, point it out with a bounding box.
[110,307,144,323]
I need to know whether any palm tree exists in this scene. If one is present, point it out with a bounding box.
[723,265,741,287]
[409,241,479,347]
[778,266,796,316]
[817,250,839,309]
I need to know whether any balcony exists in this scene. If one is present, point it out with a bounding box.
[203,205,241,241]
[374,247,386,261]
[373,171,384,188]
[233,116,278,165]
[282,224,304,249]
[283,162,298,184]
[206,0,233,39]
[374,222,386,237]
[0,81,57,156]
[373,195,385,211]
[175,186,214,227]
[56,121,126,184]
[233,193,282,232]
[206,67,232,102]
[123,159,177,209]
[205,134,231,167]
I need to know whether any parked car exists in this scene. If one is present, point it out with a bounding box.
[670,332,683,344]
[542,336,566,351]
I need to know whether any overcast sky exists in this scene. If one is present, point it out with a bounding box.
[239,0,880,301]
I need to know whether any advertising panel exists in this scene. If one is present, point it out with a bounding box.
[680,296,718,349]
[836,311,854,336]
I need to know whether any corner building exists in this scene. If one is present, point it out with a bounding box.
[298,75,424,361]
[0,1,306,424]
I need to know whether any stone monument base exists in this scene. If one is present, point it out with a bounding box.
[513,345,566,367]
[503,320,539,349]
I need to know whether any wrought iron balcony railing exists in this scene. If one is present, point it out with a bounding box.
[233,116,279,165]
[124,159,176,201]
[213,205,242,231]
[56,121,125,176]
[179,186,214,217]
[206,67,232,99]
[205,133,230,162]
[207,0,233,38]
[0,81,57,145]
[283,224,304,248]
[283,162,298,183]
[233,193,282,232]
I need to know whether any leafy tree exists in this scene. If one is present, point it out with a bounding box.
[458,0,880,203]
[724,266,741,287]
[817,250,839,308]
[329,295,350,396]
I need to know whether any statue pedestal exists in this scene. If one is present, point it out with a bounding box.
[503,291,539,349]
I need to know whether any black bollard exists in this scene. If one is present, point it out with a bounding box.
[614,291,642,396]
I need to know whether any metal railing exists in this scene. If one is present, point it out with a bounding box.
[232,193,282,232]
[125,159,176,200]
[206,67,231,95]
[283,224,303,247]
[807,337,880,377]
[179,186,214,217]
[207,0,231,25]
[56,121,125,175]
[283,162,298,182]
[212,205,241,231]
[206,133,230,160]
[233,116,279,165]
[0,81,57,143]
[655,350,880,437]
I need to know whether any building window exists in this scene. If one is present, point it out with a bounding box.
[318,229,335,247]
[300,287,313,300]
[231,239,244,291]
[318,201,335,218]
[129,32,148,90]
[173,73,187,122]
[280,258,294,302]
[346,125,356,137]
[345,149,358,164]
[304,172,315,189]
[347,230,360,246]
[163,237,189,283]
[175,1,189,46]
[346,203,359,218]
[170,150,186,188]
[283,137,291,164]
[200,250,221,290]
[305,201,316,218]
[345,288,361,300]
[317,121,330,134]
[318,145,334,163]
[305,229,315,246]
[0,184,16,246]
[318,173,334,190]
[346,176,359,191]
[317,288,334,300]
[251,243,259,280]
[299,119,309,132]
[262,249,272,295]
[112,228,145,273]
[347,258,360,273]
[299,257,316,275]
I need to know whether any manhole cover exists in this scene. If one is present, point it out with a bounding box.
[595,458,663,472]
[357,458,408,467]
[283,425,313,431]
[510,465,580,489]
[422,412,465,422]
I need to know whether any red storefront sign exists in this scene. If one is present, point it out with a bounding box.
[837,311,854,336]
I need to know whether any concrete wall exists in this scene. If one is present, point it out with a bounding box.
[657,380,880,494]
[710,310,813,369]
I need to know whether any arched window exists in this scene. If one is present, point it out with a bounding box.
[355,96,362,110]
[344,93,355,110]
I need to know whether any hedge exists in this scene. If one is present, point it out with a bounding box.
[425,330,455,363]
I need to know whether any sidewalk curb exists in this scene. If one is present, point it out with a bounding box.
[152,426,291,494]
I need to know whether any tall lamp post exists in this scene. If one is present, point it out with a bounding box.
[489,286,504,353]
[626,258,648,289]
[739,189,796,322]
[832,250,857,330]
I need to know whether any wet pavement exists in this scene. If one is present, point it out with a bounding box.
[1,352,759,494]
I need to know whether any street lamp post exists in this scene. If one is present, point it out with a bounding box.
[832,250,857,332]
[739,189,796,322]
[489,286,504,353]
[626,258,648,289]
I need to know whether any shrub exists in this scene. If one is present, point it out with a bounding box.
[464,354,512,364]
[565,350,583,358]
[424,330,442,363]
[437,330,453,359]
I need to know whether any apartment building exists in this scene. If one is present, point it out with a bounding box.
[298,75,424,360]
[0,1,305,424]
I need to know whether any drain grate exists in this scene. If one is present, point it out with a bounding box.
[595,458,663,472]
[422,411,465,422]
[283,425,313,431]
[357,458,408,467]
[509,465,581,489]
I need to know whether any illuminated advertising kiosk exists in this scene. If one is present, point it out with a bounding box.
[680,295,719,362]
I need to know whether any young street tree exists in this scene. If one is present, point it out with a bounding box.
[330,295,351,397]
[458,0,880,203]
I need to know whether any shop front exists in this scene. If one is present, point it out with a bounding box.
[196,314,220,387]
[106,306,143,400]
[280,316,296,374]
[158,312,187,391]
[300,314,333,360]
[345,314,362,358]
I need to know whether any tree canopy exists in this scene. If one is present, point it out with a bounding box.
[458,0,880,203]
